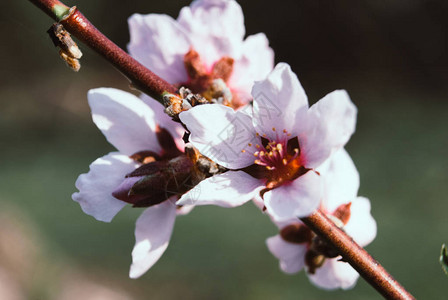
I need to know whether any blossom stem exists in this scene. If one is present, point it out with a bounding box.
[301,209,415,300]
[27,0,178,103]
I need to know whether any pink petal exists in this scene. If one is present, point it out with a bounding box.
[140,94,186,152]
[344,197,377,247]
[177,171,263,207]
[251,194,265,211]
[72,152,138,222]
[266,235,307,274]
[179,104,256,169]
[264,170,322,221]
[308,258,359,290]
[128,14,190,84]
[252,63,309,140]
[176,205,194,216]
[88,88,161,156]
[300,90,357,169]
[318,148,360,213]
[177,0,245,67]
[129,199,177,278]
[229,33,274,105]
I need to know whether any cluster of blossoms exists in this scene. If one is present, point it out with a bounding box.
[73,0,376,289]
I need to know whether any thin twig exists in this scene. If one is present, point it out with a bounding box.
[28,0,177,103]
[301,209,415,300]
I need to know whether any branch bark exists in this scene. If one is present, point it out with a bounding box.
[301,209,415,300]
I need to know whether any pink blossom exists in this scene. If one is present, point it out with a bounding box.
[72,88,191,278]
[266,149,377,290]
[177,63,357,220]
[127,0,274,108]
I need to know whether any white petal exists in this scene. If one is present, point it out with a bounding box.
[301,90,357,168]
[178,0,245,67]
[253,196,300,230]
[308,258,359,290]
[252,63,309,140]
[318,148,360,213]
[264,171,322,221]
[72,152,138,222]
[176,205,194,216]
[229,33,274,105]
[177,171,263,207]
[251,194,265,211]
[344,197,377,247]
[266,235,307,274]
[128,14,190,84]
[88,88,161,156]
[129,200,177,278]
[179,104,256,169]
[140,94,186,152]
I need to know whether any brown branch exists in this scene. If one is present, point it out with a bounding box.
[301,209,415,300]
[28,0,177,103]
[28,0,69,20]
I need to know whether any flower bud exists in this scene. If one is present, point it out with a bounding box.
[112,155,194,207]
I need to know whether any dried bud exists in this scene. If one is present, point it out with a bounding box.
[163,89,205,118]
[47,23,82,71]
[202,79,233,105]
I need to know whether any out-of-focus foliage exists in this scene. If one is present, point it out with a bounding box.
[441,244,448,276]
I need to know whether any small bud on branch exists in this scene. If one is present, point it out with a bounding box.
[301,210,415,299]
[28,0,177,104]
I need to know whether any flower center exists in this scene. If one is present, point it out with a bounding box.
[181,48,240,108]
[244,129,307,189]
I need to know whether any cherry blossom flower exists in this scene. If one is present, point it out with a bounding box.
[72,88,192,278]
[127,0,274,109]
[177,63,357,220]
[266,149,377,290]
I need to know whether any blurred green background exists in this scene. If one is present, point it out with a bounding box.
[1,0,448,299]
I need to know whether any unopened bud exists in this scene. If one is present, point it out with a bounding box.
[280,223,313,244]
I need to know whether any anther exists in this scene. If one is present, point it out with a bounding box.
[272,127,276,131]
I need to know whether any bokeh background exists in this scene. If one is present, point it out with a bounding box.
[1,0,448,299]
